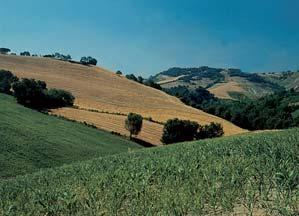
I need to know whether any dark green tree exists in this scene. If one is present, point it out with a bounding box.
[125,74,138,82]
[46,89,75,108]
[116,70,123,75]
[144,80,162,90]
[12,78,47,109]
[197,122,224,139]
[0,48,11,54]
[80,56,97,65]
[0,70,19,94]
[137,76,144,84]
[12,78,75,110]
[161,118,199,144]
[125,113,143,139]
[20,51,31,56]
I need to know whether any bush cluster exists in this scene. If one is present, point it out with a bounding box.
[0,70,74,110]
[161,118,224,144]
[20,51,31,56]
[0,70,19,94]
[80,56,97,65]
[12,78,74,109]
[125,73,162,90]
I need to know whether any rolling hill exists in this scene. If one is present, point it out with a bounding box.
[1,128,298,215]
[153,67,290,99]
[0,54,245,145]
[0,93,141,178]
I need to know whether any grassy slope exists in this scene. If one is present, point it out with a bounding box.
[0,94,141,178]
[0,54,244,137]
[1,129,298,215]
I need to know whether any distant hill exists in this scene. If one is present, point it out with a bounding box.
[152,67,296,99]
[0,54,245,143]
[0,93,141,178]
[260,71,299,90]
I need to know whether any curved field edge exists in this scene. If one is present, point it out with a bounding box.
[1,129,298,215]
[0,54,245,136]
[51,107,164,145]
[0,93,141,178]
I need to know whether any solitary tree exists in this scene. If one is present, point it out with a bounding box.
[0,48,11,54]
[116,70,123,75]
[125,113,143,139]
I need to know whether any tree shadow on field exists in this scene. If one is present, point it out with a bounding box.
[131,137,156,148]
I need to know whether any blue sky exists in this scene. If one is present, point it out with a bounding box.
[1,0,299,77]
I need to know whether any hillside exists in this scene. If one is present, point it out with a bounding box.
[260,71,299,90]
[0,93,141,178]
[1,128,298,215]
[153,67,287,99]
[0,54,245,144]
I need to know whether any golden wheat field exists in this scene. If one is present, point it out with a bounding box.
[52,108,164,145]
[208,81,245,99]
[0,54,246,143]
[156,75,186,85]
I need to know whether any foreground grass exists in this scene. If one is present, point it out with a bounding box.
[0,93,141,178]
[1,129,298,215]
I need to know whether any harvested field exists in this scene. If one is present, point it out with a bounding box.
[209,81,245,99]
[157,75,186,85]
[52,108,164,145]
[0,54,246,141]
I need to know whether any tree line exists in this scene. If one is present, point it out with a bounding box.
[125,113,224,145]
[116,71,162,90]
[165,85,299,130]
[0,47,98,66]
[0,70,75,110]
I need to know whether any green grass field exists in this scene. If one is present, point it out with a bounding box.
[0,93,141,178]
[1,128,298,215]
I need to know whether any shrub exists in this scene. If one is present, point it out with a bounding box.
[125,74,138,82]
[162,118,199,144]
[80,56,97,65]
[54,53,72,61]
[20,51,31,56]
[144,80,162,90]
[0,48,10,54]
[125,113,143,139]
[12,78,75,110]
[197,122,224,139]
[46,89,75,108]
[43,54,55,58]
[116,70,123,75]
[0,70,18,94]
[137,76,144,84]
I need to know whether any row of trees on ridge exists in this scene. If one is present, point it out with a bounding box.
[0,47,98,66]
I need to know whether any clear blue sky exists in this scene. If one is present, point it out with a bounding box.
[1,0,299,77]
